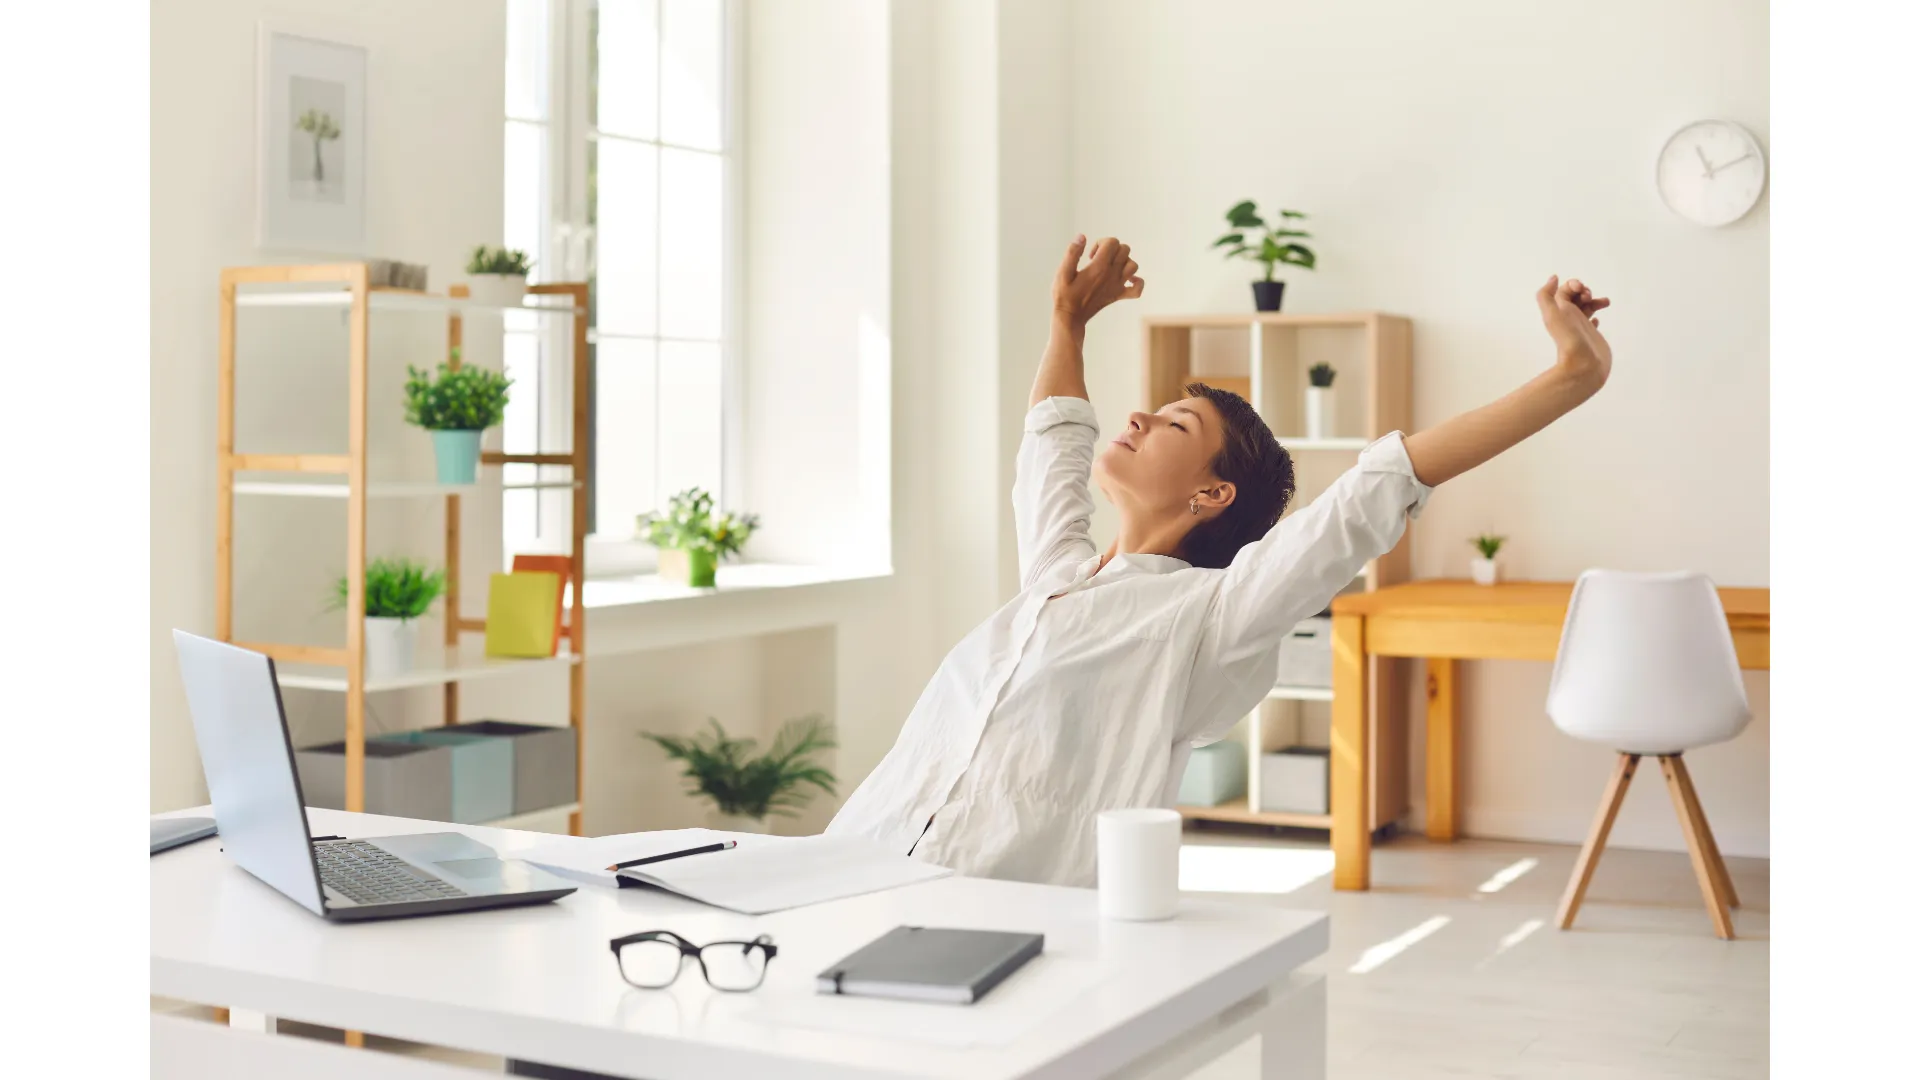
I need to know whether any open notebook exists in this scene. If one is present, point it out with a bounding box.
[521,831,951,915]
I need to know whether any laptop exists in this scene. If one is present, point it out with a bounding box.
[173,630,577,921]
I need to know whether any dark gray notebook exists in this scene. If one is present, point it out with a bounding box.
[816,925,1044,1004]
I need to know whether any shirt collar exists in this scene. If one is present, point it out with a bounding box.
[1076,551,1192,580]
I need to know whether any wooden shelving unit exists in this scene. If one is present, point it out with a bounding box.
[216,263,591,835]
[1143,311,1413,832]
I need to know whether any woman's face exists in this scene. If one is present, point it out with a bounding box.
[1094,395,1229,513]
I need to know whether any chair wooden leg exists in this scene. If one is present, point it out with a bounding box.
[1556,753,1639,930]
[1660,755,1736,940]
[1668,754,1739,908]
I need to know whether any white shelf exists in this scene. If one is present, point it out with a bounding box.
[482,802,580,832]
[1268,684,1334,702]
[1277,436,1369,452]
[234,478,579,499]
[276,647,581,694]
[234,289,583,316]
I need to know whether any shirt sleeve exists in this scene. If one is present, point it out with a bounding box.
[1013,396,1102,589]
[1181,432,1432,743]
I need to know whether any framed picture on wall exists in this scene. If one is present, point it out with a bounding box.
[255,24,366,253]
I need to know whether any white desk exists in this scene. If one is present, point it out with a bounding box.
[152,809,1327,1080]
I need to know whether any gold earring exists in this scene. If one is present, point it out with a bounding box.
[1189,496,1201,515]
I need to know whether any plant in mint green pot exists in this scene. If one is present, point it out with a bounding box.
[637,487,759,588]
[404,351,512,485]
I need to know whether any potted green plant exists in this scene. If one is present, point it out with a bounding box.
[641,716,837,833]
[1306,362,1337,439]
[1470,535,1507,586]
[637,488,760,588]
[404,355,512,484]
[464,244,535,308]
[1212,200,1316,312]
[329,558,447,678]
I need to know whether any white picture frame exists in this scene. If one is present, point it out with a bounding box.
[255,24,367,253]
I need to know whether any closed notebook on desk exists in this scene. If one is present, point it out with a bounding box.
[816,926,1044,1004]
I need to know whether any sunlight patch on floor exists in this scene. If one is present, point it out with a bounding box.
[1178,843,1335,895]
[1475,857,1541,894]
[1348,915,1451,975]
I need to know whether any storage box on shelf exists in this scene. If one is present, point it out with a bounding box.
[1259,747,1331,815]
[1177,740,1248,807]
[1151,311,1412,833]
[372,730,514,824]
[217,265,590,836]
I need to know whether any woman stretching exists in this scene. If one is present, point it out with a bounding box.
[827,235,1613,886]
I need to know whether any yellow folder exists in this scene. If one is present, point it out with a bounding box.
[485,571,561,658]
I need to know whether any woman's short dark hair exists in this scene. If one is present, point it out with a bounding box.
[1177,382,1296,570]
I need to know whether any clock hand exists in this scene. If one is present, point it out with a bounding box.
[1712,151,1754,175]
[1696,145,1715,177]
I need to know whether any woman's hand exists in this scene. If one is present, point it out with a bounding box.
[1537,275,1612,396]
[1053,235,1145,326]
[1402,276,1616,488]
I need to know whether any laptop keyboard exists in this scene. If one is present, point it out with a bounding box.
[314,840,466,906]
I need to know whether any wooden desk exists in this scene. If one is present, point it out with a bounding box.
[1326,580,1769,891]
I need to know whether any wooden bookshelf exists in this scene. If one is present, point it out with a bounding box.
[1146,311,1413,831]
[215,265,591,835]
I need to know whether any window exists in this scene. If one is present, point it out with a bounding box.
[503,0,738,574]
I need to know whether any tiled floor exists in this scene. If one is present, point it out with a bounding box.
[155,832,1768,1078]
[1180,829,1768,1080]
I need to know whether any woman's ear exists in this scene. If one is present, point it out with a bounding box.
[1196,481,1235,516]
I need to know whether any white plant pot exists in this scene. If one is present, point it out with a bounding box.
[364,616,416,679]
[463,274,527,309]
[1470,557,1500,586]
[706,810,770,834]
[1304,386,1335,439]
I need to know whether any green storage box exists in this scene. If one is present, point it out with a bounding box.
[1177,739,1248,806]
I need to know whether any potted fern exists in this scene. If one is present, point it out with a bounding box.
[1212,200,1316,311]
[464,245,535,308]
[637,487,760,588]
[1306,362,1337,439]
[329,558,447,678]
[641,716,837,833]
[404,354,512,485]
[1470,535,1506,586]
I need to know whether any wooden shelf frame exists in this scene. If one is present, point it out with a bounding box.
[216,266,591,836]
[1145,311,1414,832]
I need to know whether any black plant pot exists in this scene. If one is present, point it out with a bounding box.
[1251,280,1286,312]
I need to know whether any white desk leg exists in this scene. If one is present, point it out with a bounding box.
[228,1008,278,1035]
[1259,973,1326,1080]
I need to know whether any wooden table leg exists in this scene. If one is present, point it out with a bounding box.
[1426,658,1458,841]
[1331,613,1370,891]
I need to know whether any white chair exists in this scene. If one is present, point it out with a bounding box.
[1545,569,1750,939]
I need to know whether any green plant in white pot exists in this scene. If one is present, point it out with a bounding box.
[1305,362,1337,439]
[404,355,512,485]
[329,558,446,679]
[1470,534,1506,586]
[637,488,759,588]
[641,716,837,833]
[464,245,535,308]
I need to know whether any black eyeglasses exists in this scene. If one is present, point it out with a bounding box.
[609,930,779,992]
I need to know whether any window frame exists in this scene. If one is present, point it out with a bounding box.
[507,0,746,579]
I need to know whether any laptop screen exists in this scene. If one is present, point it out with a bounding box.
[172,631,327,916]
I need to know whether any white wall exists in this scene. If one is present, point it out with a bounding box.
[1066,0,1770,855]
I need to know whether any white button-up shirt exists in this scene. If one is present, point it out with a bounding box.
[827,396,1432,886]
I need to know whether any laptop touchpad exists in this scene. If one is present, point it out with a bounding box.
[434,857,509,882]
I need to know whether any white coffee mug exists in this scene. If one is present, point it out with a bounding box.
[1097,808,1182,920]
